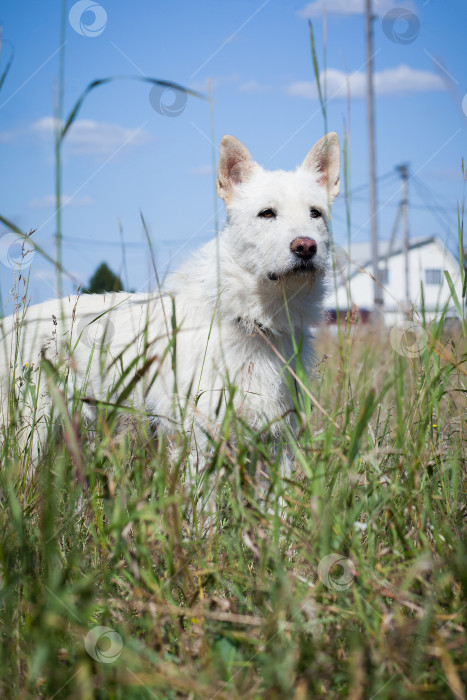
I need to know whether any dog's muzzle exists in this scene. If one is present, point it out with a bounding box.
[267,236,320,281]
[268,258,319,281]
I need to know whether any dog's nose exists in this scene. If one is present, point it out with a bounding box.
[290,237,317,259]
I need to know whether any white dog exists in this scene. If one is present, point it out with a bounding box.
[0,133,340,468]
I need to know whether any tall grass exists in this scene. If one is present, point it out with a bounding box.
[0,20,466,700]
[1,304,466,698]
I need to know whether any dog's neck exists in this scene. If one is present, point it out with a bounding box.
[169,237,323,335]
[234,316,280,338]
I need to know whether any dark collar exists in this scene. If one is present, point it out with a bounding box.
[235,317,277,338]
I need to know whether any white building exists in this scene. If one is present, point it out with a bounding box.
[325,236,463,325]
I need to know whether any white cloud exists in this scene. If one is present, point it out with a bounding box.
[238,80,269,94]
[190,75,268,94]
[31,116,152,157]
[287,65,445,100]
[297,0,410,18]
[373,65,445,95]
[189,73,240,93]
[0,131,14,144]
[187,165,213,177]
[28,194,93,209]
[31,116,61,133]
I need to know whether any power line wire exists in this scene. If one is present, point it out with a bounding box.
[411,174,457,214]
[63,235,146,248]
[411,179,454,232]
[348,194,455,214]
[344,170,398,198]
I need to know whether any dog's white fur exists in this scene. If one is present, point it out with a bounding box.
[0,133,340,462]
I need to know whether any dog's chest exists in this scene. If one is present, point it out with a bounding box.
[214,329,298,422]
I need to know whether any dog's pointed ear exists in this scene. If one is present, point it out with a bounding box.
[301,132,340,201]
[217,135,255,204]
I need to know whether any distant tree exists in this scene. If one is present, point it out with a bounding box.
[83,262,124,294]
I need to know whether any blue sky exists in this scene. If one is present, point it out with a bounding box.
[0,0,466,310]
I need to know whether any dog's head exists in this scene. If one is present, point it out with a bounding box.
[217,133,340,286]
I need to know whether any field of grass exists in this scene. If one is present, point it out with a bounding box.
[1,11,466,697]
[1,306,466,699]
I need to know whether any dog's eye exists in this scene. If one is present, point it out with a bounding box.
[258,208,277,219]
[310,208,322,219]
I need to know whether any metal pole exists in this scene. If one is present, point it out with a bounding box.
[365,0,383,318]
[397,164,410,310]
